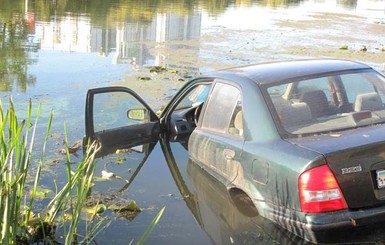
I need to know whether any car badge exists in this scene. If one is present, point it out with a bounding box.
[341,165,362,175]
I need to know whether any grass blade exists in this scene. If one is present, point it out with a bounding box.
[136,206,166,245]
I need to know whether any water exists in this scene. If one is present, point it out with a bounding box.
[1,0,385,243]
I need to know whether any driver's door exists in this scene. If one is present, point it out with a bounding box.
[85,86,160,151]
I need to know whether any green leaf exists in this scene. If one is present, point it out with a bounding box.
[109,200,141,212]
[82,204,107,215]
[32,187,52,198]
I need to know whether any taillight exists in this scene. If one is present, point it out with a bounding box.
[299,165,348,213]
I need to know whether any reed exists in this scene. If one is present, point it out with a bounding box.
[45,127,102,244]
[0,98,48,244]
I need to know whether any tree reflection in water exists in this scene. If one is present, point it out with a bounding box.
[0,11,37,92]
[0,0,361,93]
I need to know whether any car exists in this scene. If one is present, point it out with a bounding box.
[84,59,385,243]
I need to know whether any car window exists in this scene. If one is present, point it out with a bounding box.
[268,84,288,97]
[266,70,385,137]
[228,99,243,137]
[340,73,376,103]
[296,77,332,101]
[201,82,241,134]
[93,91,151,133]
[175,84,210,110]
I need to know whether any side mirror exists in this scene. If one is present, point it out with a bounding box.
[127,108,148,121]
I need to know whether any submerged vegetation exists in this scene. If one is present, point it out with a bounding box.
[0,99,164,244]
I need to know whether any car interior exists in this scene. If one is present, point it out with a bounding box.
[268,72,385,136]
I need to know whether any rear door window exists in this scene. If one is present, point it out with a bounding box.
[201,82,241,134]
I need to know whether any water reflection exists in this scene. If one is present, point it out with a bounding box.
[0,12,37,92]
[1,0,379,92]
[89,143,157,221]
[337,0,357,9]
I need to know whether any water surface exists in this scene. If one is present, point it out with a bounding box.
[1,0,385,243]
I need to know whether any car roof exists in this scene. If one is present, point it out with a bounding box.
[211,59,372,85]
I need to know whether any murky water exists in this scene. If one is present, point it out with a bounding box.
[1,0,385,244]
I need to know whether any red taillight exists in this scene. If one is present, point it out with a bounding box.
[299,165,348,213]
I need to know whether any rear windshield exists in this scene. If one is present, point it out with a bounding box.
[266,70,385,137]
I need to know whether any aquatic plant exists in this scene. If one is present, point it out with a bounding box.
[136,206,166,245]
[0,98,50,244]
[45,128,102,244]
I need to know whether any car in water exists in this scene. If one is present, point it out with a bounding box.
[84,59,385,243]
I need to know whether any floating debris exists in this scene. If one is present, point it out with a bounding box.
[116,148,132,154]
[339,45,348,50]
[109,200,141,213]
[59,139,82,155]
[31,187,52,199]
[148,66,168,73]
[360,45,367,52]
[101,170,115,179]
[116,156,127,164]
[330,133,341,137]
[137,76,151,81]
[82,203,107,215]
[109,200,141,221]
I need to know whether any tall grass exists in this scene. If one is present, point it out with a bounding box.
[45,126,102,244]
[0,98,45,244]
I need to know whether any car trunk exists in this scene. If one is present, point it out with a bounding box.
[288,125,385,209]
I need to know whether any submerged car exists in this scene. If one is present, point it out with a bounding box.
[85,59,385,243]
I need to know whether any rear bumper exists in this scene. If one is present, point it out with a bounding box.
[267,205,385,243]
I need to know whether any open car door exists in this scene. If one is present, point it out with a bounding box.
[84,86,160,153]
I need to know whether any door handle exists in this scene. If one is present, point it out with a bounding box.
[223,149,235,160]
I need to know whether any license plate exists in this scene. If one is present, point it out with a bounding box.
[377,170,385,189]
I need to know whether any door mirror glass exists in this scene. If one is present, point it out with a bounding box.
[127,108,148,121]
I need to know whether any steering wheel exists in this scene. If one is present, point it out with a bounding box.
[194,103,204,125]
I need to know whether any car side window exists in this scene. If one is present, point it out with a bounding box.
[175,84,211,110]
[201,82,241,134]
[340,74,377,103]
[296,77,332,100]
[228,100,243,137]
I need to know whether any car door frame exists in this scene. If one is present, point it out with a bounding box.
[158,78,215,132]
[84,86,160,150]
[85,77,215,149]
